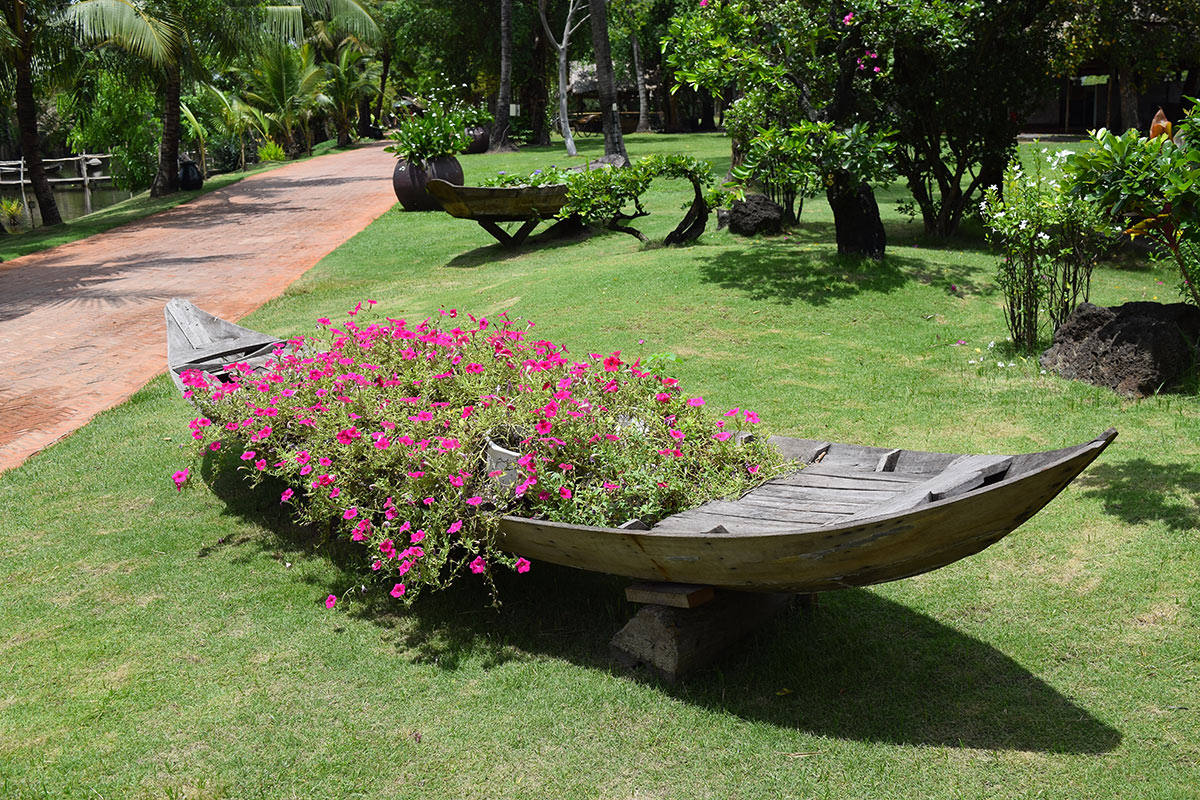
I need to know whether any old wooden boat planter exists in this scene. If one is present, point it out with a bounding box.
[164,301,1116,677]
[496,431,1116,594]
[425,179,568,246]
[165,298,284,393]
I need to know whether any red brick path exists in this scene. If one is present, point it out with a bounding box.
[0,143,397,474]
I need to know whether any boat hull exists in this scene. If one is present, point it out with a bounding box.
[496,431,1115,593]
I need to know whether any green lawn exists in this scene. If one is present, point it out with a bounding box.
[0,133,1196,800]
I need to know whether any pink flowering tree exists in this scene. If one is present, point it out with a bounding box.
[176,304,787,605]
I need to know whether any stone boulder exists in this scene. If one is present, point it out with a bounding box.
[1040,302,1200,397]
[725,194,785,237]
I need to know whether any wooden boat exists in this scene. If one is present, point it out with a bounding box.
[165,298,284,393]
[497,431,1116,593]
[425,179,568,246]
[165,300,1115,595]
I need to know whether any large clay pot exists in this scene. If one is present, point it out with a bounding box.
[392,155,464,211]
[464,126,490,154]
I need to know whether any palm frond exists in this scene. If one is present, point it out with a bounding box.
[65,0,182,67]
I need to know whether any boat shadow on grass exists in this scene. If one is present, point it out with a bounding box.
[203,457,1120,755]
[442,222,597,269]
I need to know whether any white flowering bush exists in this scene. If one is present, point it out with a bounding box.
[980,150,1117,352]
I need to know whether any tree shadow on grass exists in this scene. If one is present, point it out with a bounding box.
[697,241,988,305]
[1075,458,1200,534]
[202,451,1120,754]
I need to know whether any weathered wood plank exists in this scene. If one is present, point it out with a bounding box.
[875,449,902,472]
[652,509,834,533]
[625,581,714,608]
[769,471,924,490]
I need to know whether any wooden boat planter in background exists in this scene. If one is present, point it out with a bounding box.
[166,300,1116,678]
[425,179,568,246]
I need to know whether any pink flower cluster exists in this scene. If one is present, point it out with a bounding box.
[177,303,779,607]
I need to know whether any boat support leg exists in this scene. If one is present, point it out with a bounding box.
[611,582,805,682]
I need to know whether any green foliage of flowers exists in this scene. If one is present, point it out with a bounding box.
[384,105,472,165]
[1067,100,1200,306]
[981,151,1118,352]
[178,305,788,604]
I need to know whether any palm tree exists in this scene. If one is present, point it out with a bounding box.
[323,44,380,146]
[66,0,378,196]
[206,84,254,170]
[0,0,72,225]
[242,42,328,157]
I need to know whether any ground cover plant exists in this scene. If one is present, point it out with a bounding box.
[177,307,785,603]
[0,133,1196,799]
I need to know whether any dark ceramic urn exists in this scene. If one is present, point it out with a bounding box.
[392,156,464,211]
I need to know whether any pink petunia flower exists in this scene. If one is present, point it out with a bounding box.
[448,519,463,534]
[325,594,337,609]
[515,557,531,574]
[560,486,572,499]
[172,468,189,491]
[390,583,406,598]
[281,488,294,503]
[469,556,487,574]
[343,507,358,519]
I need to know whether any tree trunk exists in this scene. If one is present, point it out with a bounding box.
[526,23,551,146]
[374,46,392,125]
[698,89,715,131]
[631,30,650,132]
[540,0,583,156]
[588,0,627,161]
[151,66,182,198]
[490,0,516,152]
[1118,63,1140,132]
[14,53,62,226]
[828,171,885,260]
[356,96,373,138]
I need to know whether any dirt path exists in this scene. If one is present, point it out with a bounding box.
[0,143,398,474]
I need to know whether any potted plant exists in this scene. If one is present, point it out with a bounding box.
[385,106,471,211]
[457,102,494,154]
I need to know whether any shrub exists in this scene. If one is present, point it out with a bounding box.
[981,151,1117,352]
[257,140,287,162]
[1066,102,1200,306]
[0,197,28,233]
[177,305,789,604]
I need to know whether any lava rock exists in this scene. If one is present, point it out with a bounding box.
[1040,302,1200,397]
[727,194,785,237]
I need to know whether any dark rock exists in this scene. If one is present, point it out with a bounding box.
[727,194,785,237]
[1040,302,1200,397]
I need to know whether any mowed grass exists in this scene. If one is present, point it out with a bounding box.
[0,133,1197,799]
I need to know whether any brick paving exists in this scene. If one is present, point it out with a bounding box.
[0,143,397,474]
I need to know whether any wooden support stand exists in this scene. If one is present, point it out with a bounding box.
[611,581,807,682]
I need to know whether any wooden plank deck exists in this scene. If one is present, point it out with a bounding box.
[652,464,933,534]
